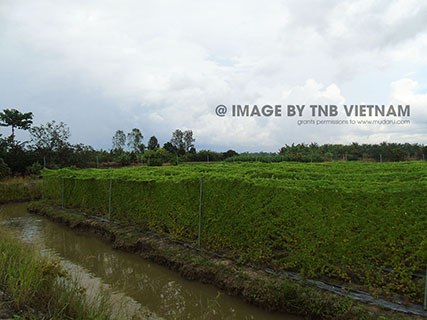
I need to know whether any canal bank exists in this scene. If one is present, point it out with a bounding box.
[0,209,115,319]
[1,202,300,320]
[22,200,423,320]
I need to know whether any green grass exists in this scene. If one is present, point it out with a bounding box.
[41,161,427,302]
[0,226,114,319]
[0,177,42,204]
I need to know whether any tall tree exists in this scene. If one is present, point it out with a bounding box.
[0,108,33,146]
[170,129,195,154]
[170,129,184,151]
[29,120,70,152]
[148,136,160,151]
[127,128,144,153]
[183,130,195,152]
[112,130,126,151]
[163,142,177,154]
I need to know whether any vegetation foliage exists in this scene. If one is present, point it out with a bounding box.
[0,177,42,203]
[1,107,425,178]
[42,161,427,303]
[0,225,113,319]
[0,108,33,146]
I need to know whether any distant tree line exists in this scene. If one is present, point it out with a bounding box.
[225,143,426,163]
[0,108,239,176]
[109,128,238,166]
[0,108,425,178]
[279,142,426,162]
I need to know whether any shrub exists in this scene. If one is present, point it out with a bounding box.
[142,148,174,166]
[0,157,11,179]
[25,161,42,176]
[0,177,42,203]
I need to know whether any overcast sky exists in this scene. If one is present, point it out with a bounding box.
[1,0,426,152]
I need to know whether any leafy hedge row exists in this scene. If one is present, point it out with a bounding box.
[42,162,427,302]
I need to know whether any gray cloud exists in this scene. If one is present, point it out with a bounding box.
[0,0,426,152]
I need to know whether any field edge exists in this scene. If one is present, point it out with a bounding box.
[27,200,425,320]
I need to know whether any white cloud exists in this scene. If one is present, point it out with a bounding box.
[0,0,426,151]
[391,78,427,122]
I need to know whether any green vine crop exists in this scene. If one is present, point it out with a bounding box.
[42,161,427,303]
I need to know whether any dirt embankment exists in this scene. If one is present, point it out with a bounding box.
[27,201,423,320]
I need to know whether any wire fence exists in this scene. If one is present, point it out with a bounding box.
[58,176,427,313]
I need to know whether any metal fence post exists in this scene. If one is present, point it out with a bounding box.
[108,179,112,220]
[61,178,64,208]
[198,177,203,248]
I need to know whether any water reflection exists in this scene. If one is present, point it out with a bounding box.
[1,203,298,320]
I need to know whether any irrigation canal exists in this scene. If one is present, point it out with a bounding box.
[0,202,299,320]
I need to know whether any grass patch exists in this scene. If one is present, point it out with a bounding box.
[0,177,42,204]
[0,224,114,319]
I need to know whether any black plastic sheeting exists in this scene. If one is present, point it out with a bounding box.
[263,268,427,317]
[81,211,427,317]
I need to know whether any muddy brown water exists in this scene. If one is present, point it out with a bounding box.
[0,203,299,320]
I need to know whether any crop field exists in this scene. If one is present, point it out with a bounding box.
[42,161,427,302]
